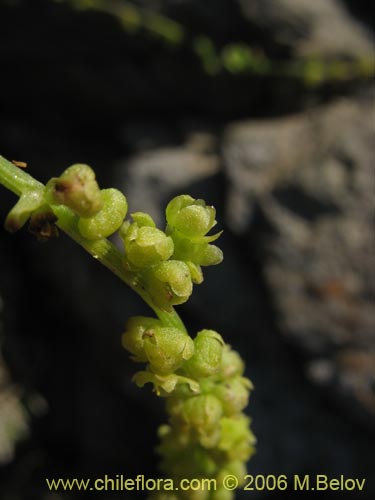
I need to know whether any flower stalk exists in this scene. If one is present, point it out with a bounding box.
[0,154,255,499]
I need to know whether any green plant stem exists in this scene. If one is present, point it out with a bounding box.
[0,155,186,333]
[0,156,44,195]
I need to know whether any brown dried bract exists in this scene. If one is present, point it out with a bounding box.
[11,160,28,169]
[28,210,59,242]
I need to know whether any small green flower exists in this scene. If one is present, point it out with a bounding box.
[143,327,194,375]
[178,394,223,439]
[146,260,193,310]
[184,330,224,378]
[122,316,161,362]
[45,164,103,217]
[165,195,223,272]
[78,188,128,239]
[218,415,256,462]
[219,346,245,379]
[123,214,174,270]
[166,195,218,240]
[123,317,194,374]
[212,377,252,416]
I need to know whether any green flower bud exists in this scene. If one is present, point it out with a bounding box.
[78,188,128,239]
[184,330,224,378]
[143,327,194,375]
[179,394,223,438]
[218,415,256,462]
[219,347,245,379]
[123,318,194,374]
[166,195,218,240]
[172,236,223,267]
[45,164,103,217]
[213,377,251,416]
[122,316,161,362]
[199,244,223,266]
[123,221,174,269]
[146,260,193,310]
[217,461,247,487]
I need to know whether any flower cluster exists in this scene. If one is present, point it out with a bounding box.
[45,164,128,239]
[119,194,255,499]
[166,195,223,284]
[4,163,128,241]
[123,318,256,500]
[120,195,223,310]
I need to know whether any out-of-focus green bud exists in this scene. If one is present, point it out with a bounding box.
[124,222,174,269]
[179,394,223,438]
[143,327,194,375]
[158,430,216,481]
[213,377,251,416]
[157,424,191,455]
[122,316,161,362]
[146,260,193,310]
[219,346,245,379]
[166,394,185,420]
[166,195,218,240]
[166,384,194,418]
[45,164,103,217]
[216,461,247,487]
[218,415,256,462]
[191,447,217,476]
[184,330,224,378]
[133,370,200,396]
[78,188,128,239]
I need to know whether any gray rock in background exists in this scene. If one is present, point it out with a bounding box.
[223,94,375,426]
[238,0,374,57]
[223,112,315,232]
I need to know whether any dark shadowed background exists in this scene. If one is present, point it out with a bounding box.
[0,0,374,499]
